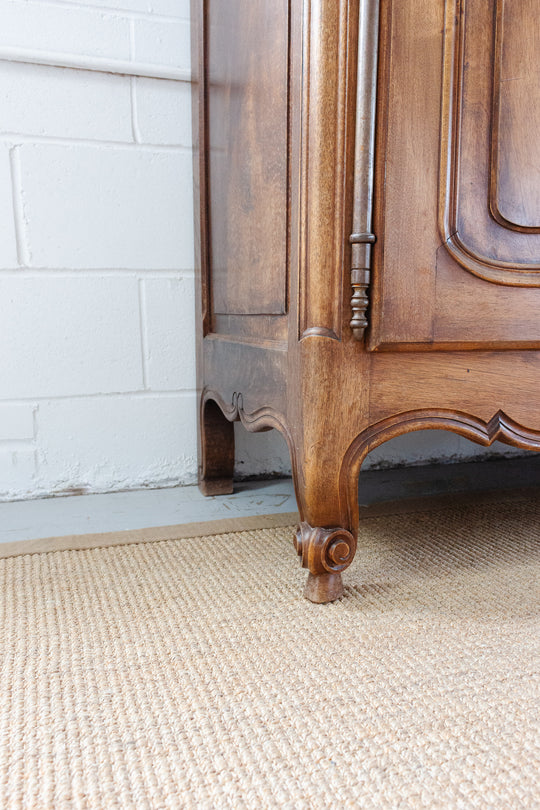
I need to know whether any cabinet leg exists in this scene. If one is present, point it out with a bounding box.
[294,522,357,603]
[198,397,235,496]
[290,446,358,602]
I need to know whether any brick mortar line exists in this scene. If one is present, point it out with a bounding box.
[0,391,198,404]
[138,278,150,390]
[23,0,189,24]
[0,51,191,83]
[7,146,30,266]
[0,134,191,151]
[0,269,195,276]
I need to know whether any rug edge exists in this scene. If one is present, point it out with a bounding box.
[0,512,301,559]
[1,485,537,560]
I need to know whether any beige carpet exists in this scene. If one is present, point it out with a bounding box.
[0,495,539,809]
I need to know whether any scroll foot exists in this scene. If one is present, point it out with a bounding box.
[294,522,357,603]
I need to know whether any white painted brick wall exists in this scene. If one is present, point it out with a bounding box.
[0,0,201,500]
[134,78,192,145]
[0,449,36,498]
[133,18,191,70]
[0,404,35,442]
[0,1,131,60]
[0,277,143,398]
[142,277,196,390]
[17,144,193,269]
[35,394,197,498]
[0,61,133,141]
[77,1,189,14]
[0,2,528,501]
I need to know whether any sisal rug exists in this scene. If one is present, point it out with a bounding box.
[0,494,539,809]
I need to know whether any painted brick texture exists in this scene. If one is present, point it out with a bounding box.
[0,2,131,60]
[0,61,133,141]
[0,0,205,500]
[17,144,193,269]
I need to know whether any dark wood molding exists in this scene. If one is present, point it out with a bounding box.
[340,408,540,529]
[200,387,299,492]
[202,388,291,437]
[489,0,540,235]
[439,0,540,285]
[298,0,355,341]
[191,0,211,336]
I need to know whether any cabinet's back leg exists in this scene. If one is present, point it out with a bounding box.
[198,398,235,496]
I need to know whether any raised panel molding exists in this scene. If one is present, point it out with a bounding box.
[439,0,540,286]
[206,0,290,317]
[490,0,540,234]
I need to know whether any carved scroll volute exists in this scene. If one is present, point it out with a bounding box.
[349,0,380,340]
[294,522,357,576]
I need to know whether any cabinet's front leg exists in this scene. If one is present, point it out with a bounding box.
[291,442,359,602]
[294,522,357,603]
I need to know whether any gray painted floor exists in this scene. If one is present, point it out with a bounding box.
[1,455,540,544]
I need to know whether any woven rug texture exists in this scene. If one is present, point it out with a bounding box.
[0,496,539,809]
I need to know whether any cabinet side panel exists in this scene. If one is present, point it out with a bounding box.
[207,0,289,317]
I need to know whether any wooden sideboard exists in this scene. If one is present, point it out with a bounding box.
[191,0,540,602]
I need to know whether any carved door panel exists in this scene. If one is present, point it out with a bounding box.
[368,0,540,350]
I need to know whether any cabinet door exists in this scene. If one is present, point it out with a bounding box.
[368,0,540,350]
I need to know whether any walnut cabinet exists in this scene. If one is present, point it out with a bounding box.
[191,0,540,601]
